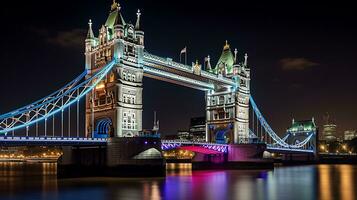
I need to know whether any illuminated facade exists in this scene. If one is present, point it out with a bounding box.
[84,1,251,144]
[85,2,144,137]
[344,130,356,141]
[206,42,250,144]
[323,124,337,141]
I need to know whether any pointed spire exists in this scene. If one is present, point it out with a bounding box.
[206,55,212,71]
[86,19,94,39]
[244,53,248,66]
[111,0,120,11]
[224,40,230,50]
[234,48,238,63]
[135,9,141,30]
[113,8,125,27]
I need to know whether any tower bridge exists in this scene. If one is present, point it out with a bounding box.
[0,1,316,174]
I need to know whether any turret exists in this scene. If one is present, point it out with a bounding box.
[193,60,202,75]
[234,48,238,64]
[135,9,145,45]
[214,40,235,76]
[112,2,125,39]
[85,19,95,53]
[135,9,141,30]
[206,55,212,71]
[85,19,96,71]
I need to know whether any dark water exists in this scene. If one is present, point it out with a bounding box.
[0,162,355,200]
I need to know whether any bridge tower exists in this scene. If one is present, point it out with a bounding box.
[206,42,250,144]
[85,1,144,138]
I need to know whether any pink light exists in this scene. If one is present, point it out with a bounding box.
[179,146,224,155]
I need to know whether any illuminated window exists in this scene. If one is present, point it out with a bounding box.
[109,72,115,82]
[95,80,105,90]
[122,112,136,130]
[123,94,136,104]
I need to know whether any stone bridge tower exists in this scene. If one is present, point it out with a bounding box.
[85,1,144,138]
[206,41,250,144]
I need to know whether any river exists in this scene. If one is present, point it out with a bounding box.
[0,162,355,200]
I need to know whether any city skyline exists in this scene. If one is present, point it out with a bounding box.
[0,0,356,136]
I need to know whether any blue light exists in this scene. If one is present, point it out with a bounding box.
[0,61,115,134]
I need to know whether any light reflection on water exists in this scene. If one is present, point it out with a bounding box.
[0,163,356,200]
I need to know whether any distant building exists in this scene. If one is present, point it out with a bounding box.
[162,134,178,140]
[344,130,356,141]
[189,117,206,142]
[177,131,191,141]
[323,124,337,141]
[322,113,337,142]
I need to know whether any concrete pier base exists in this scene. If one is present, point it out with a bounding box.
[58,137,165,177]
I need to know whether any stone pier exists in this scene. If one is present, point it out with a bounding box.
[58,137,165,177]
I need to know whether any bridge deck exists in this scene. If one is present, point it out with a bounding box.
[0,137,107,147]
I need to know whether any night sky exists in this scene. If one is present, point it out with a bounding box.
[0,0,356,137]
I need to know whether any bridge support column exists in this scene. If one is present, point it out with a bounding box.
[205,86,250,144]
[58,137,165,177]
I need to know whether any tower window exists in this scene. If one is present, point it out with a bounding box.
[211,98,216,106]
[219,96,225,105]
[109,72,115,82]
[122,112,136,130]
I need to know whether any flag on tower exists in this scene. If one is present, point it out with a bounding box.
[180,47,187,54]
[180,47,187,65]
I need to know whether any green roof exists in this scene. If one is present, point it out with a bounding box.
[213,43,234,74]
[105,9,126,30]
[288,120,316,132]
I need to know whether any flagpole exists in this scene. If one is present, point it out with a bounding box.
[203,57,206,70]
[185,47,187,65]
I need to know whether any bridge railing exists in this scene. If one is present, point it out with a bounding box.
[161,140,229,147]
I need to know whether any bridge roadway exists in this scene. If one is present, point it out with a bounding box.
[0,137,314,154]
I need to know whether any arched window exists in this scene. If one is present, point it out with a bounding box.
[132,74,136,82]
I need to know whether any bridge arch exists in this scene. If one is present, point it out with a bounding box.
[94,118,113,138]
[213,126,233,144]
